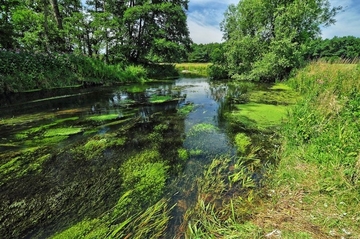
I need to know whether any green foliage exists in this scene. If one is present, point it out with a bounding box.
[119,150,168,209]
[178,148,188,161]
[234,133,251,154]
[149,95,172,104]
[177,104,195,116]
[269,62,360,237]
[306,36,360,60]
[0,51,148,93]
[219,0,341,82]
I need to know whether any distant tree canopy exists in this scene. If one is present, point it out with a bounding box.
[306,36,360,60]
[186,43,223,63]
[212,0,342,81]
[0,0,191,64]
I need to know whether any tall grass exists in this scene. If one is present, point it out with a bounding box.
[175,63,211,77]
[255,61,360,237]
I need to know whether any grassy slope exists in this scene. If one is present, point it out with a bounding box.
[253,62,360,238]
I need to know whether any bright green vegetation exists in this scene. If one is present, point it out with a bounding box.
[175,63,210,77]
[44,127,82,137]
[177,103,196,116]
[0,147,51,186]
[234,133,251,154]
[188,123,218,136]
[88,114,120,122]
[232,103,288,129]
[178,148,189,161]
[225,82,298,130]
[149,95,172,104]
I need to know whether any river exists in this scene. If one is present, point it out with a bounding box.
[0,77,284,238]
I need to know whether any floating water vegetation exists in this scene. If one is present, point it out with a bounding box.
[177,103,196,116]
[88,114,120,122]
[44,127,83,137]
[149,95,172,103]
[232,103,288,129]
[188,123,218,136]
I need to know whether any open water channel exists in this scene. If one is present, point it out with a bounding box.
[0,77,282,238]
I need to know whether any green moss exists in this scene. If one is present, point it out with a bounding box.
[26,135,69,146]
[233,103,288,129]
[44,127,83,137]
[149,95,172,103]
[234,133,251,154]
[51,218,107,239]
[178,148,189,161]
[88,114,120,122]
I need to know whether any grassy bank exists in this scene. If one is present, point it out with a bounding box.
[0,51,147,93]
[183,61,360,238]
[254,62,360,238]
[175,63,211,77]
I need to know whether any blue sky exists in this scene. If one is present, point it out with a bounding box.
[187,0,360,43]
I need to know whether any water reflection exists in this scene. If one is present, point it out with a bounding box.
[0,78,240,238]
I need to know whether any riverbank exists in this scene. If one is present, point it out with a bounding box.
[0,51,147,93]
[184,61,360,238]
[254,61,360,238]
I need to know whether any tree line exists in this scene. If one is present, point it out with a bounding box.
[0,0,191,64]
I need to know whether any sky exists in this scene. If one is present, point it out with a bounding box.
[187,0,360,44]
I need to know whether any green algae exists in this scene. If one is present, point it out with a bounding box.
[249,82,301,105]
[231,103,288,129]
[178,148,189,161]
[88,114,120,122]
[26,135,69,146]
[177,103,196,116]
[149,95,172,103]
[119,150,168,209]
[51,218,107,239]
[44,127,83,137]
[0,147,51,185]
[81,135,126,159]
[188,123,218,136]
[234,133,251,154]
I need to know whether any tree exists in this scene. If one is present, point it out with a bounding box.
[219,0,342,81]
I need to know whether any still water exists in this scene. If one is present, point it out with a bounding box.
[0,77,277,238]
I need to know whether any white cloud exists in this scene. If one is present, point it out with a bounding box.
[187,18,224,44]
[321,0,360,38]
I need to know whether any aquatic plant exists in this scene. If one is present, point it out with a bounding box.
[88,114,120,122]
[149,95,172,103]
[178,148,189,161]
[177,103,196,116]
[119,150,168,209]
[44,127,82,137]
[234,133,251,154]
[188,123,218,136]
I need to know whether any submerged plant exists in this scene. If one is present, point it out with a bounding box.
[234,133,251,154]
